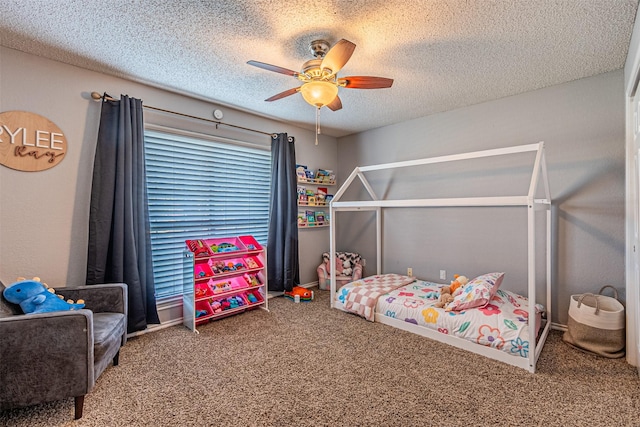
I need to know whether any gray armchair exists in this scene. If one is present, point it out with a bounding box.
[0,281,127,419]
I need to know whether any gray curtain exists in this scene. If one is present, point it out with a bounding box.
[267,133,300,292]
[86,93,159,333]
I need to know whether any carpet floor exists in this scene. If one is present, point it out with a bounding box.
[1,288,639,426]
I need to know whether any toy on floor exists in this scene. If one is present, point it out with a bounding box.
[434,274,468,309]
[284,286,313,302]
[3,277,85,314]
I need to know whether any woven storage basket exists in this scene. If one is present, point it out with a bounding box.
[562,285,625,358]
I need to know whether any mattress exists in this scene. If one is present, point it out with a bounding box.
[338,277,544,359]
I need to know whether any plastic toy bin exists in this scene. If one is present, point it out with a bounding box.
[204,237,246,254]
[194,262,214,279]
[195,282,214,299]
[208,278,232,294]
[243,273,261,287]
[243,256,263,270]
[208,276,248,293]
[208,257,247,275]
[239,235,263,252]
[215,295,247,311]
[195,300,213,319]
[245,289,264,304]
[228,276,250,290]
[185,239,214,256]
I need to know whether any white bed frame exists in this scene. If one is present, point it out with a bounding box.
[329,142,552,373]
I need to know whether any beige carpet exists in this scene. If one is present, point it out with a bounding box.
[2,288,639,427]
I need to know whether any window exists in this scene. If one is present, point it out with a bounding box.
[144,128,271,299]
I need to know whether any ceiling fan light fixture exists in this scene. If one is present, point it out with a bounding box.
[299,81,338,108]
[248,39,392,146]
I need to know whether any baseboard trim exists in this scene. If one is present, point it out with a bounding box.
[300,281,319,289]
[135,281,321,337]
[127,318,183,338]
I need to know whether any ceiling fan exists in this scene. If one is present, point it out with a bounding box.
[247,38,393,113]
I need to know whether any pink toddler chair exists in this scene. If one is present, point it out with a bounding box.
[317,251,363,290]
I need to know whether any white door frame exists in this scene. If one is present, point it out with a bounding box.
[626,96,640,369]
[624,7,640,370]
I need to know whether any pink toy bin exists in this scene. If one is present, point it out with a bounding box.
[204,237,246,254]
[238,235,262,253]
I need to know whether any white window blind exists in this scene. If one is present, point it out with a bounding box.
[144,129,271,299]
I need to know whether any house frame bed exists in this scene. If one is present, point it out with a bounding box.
[328,142,552,373]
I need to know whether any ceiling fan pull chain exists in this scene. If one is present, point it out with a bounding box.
[315,107,321,145]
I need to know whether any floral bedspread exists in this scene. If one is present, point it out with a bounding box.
[376,280,544,358]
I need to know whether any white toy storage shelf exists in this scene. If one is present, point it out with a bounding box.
[183,235,267,333]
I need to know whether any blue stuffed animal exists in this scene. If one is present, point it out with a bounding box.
[3,279,85,314]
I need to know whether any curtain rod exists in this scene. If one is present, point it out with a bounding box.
[90,92,277,138]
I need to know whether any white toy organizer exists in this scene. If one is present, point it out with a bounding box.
[328,142,552,372]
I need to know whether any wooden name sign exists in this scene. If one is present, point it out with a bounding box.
[0,111,67,172]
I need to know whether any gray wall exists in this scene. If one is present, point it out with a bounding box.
[0,47,335,290]
[337,70,625,325]
[295,140,338,284]
[0,46,625,326]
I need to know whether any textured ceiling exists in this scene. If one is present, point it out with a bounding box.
[0,1,638,137]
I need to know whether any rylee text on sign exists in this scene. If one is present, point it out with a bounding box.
[0,111,67,172]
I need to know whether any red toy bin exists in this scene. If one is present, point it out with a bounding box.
[246,289,264,304]
[243,256,263,271]
[207,297,225,314]
[194,282,214,299]
[238,235,262,252]
[207,257,247,275]
[204,237,246,254]
[236,293,251,305]
[213,296,240,312]
[195,300,213,319]
[242,273,261,287]
[194,262,214,280]
[185,239,214,257]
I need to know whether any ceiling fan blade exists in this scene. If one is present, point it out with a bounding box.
[327,95,342,111]
[339,76,394,89]
[265,87,300,102]
[247,60,299,77]
[321,39,356,74]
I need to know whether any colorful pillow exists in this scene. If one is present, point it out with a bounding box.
[324,257,344,275]
[445,272,504,312]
